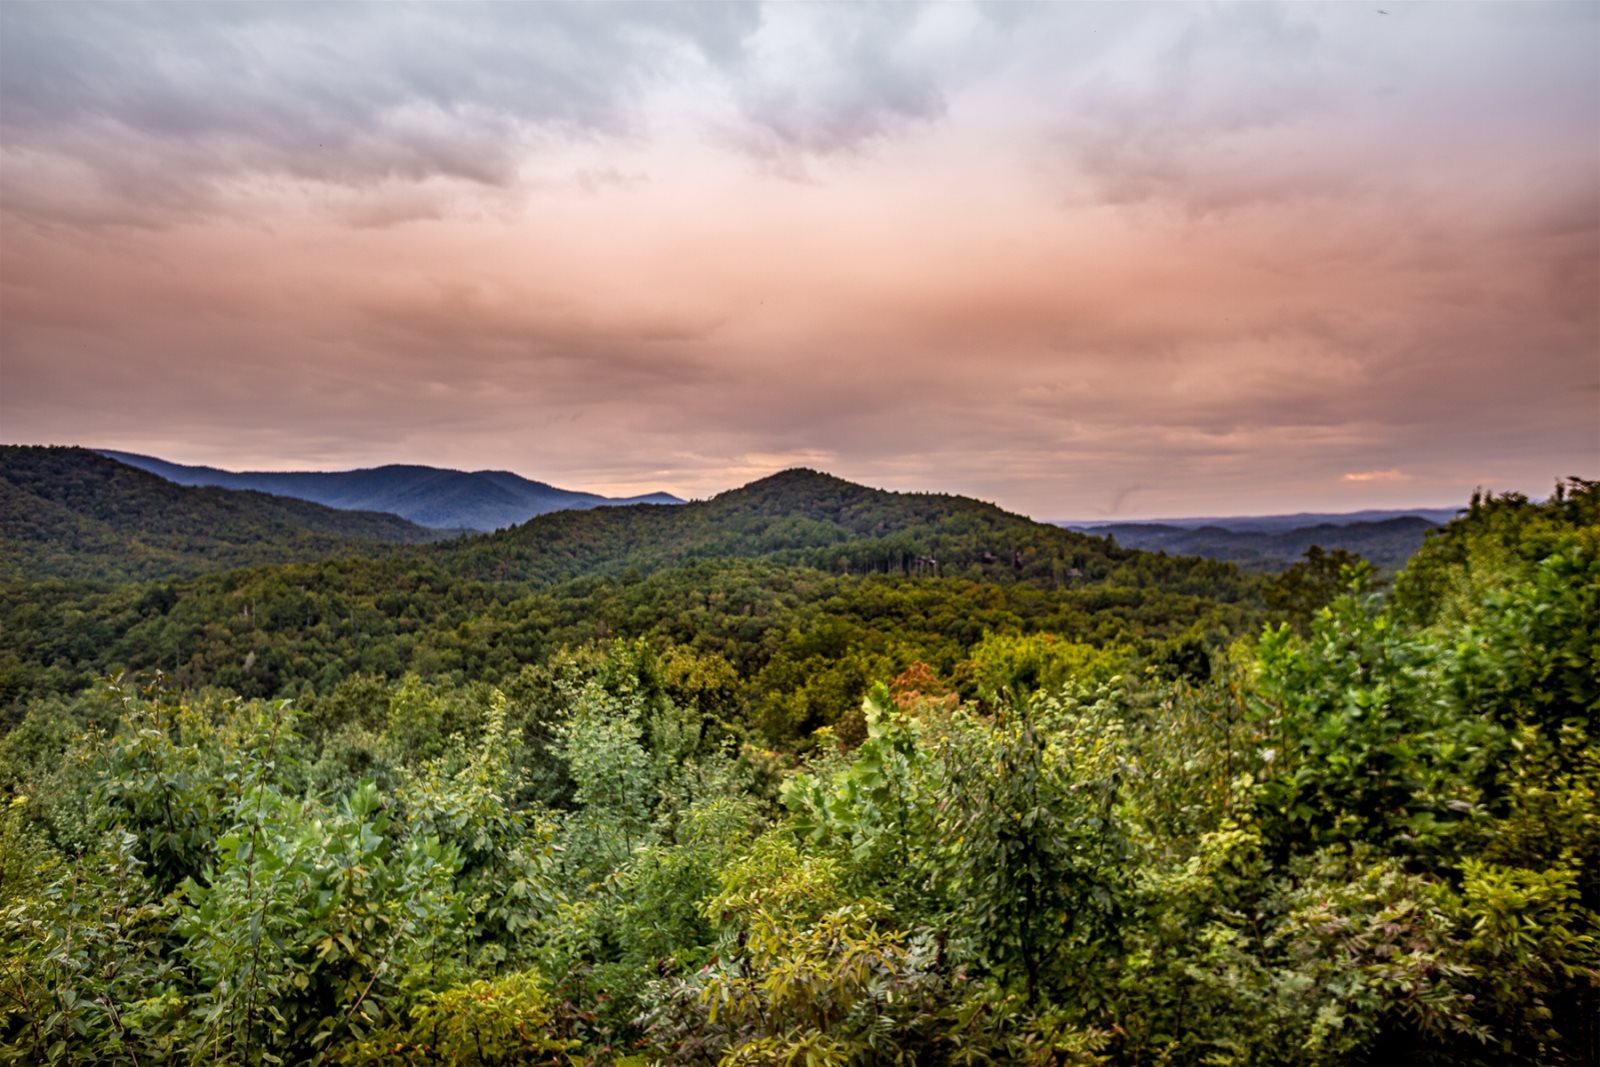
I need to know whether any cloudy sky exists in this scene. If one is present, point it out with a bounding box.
[2,2,1595,519]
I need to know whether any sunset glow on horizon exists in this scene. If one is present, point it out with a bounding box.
[2,2,1595,519]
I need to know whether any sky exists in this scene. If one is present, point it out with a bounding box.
[1,2,1596,520]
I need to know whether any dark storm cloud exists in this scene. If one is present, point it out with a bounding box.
[728,4,956,173]
[1050,3,1600,219]
[0,3,757,145]
[0,2,1004,224]
[0,2,761,225]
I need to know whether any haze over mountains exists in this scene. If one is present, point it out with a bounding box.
[99,450,683,532]
[1062,515,1447,572]
[1060,505,1464,572]
[1064,507,1461,533]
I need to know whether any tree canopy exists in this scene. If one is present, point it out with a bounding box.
[0,465,1594,1064]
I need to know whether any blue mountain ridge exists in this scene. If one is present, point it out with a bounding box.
[99,451,683,532]
[1056,513,1451,571]
[1060,507,1461,533]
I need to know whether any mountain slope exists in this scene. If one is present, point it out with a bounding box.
[0,446,448,582]
[433,468,1252,601]
[99,450,682,531]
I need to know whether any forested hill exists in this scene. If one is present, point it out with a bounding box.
[436,467,1182,590]
[4,450,1248,594]
[0,446,449,582]
[101,449,684,531]
[0,464,1261,711]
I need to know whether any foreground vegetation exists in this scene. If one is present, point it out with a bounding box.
[0,476,1595,1064]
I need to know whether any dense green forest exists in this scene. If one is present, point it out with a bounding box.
[0,455,1256,731]
[0,454,1594,1064]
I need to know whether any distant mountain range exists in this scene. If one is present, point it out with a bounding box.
[98,450,683,532]
[2,450,1164,594]
[1,446,447,582]
[11,445,1457,578]
[1060,509,1459,572]
[1063,507,1461,533]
